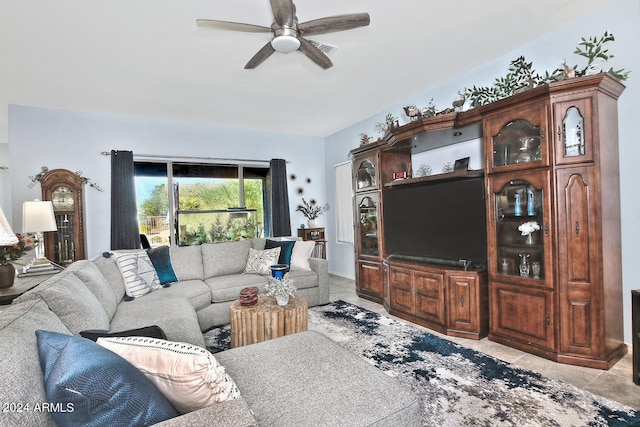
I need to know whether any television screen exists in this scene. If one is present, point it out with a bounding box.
[383,175,487,266]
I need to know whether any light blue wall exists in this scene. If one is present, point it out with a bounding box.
[324,0,640,342]
[8,106,325,258]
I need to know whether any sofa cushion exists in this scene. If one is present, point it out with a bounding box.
[265,239,296,266]
[206,274,269,303]
[98,336,241,414]
[170,245,204,281]
[216,331,421,427]
[148,279,212,311]
[152,398,257,427]
[147,245,179,285]
[36,330,178,427]
[72,260,119,319]
[15,273,110,335]
[113,251,163,298]
[243,247,281,275]
[283,269,319,291]
[202,240,252,278]
[110,294,206,348]
[91,254,127,302]
[290,241,315,271]
[0,300,72,427]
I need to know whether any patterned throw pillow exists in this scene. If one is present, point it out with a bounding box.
[113,251,162,298]
[36,330,177,426]
[97,336,241,414]
[243,247,281,275]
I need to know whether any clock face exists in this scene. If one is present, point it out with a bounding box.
[52,186,74,210]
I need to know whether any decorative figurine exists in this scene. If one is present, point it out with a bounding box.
[451,89,467,111]
[403,105,422,121]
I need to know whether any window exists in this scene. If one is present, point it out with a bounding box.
[135,162,269,247]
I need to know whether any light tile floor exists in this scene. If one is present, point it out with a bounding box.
[327,274,640,410]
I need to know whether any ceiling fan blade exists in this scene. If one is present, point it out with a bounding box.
[270,0,295,27]
[196,19,271,33]
[298,37,332,69]
[245,42,277,69]
[299,13,370,36]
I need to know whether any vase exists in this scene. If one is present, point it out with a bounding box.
[525,233,535,245]
[307,219,317,228]
[270,264,288,280]
[0,263,16,288]
[276,295,289,306]
[518,254,530,277]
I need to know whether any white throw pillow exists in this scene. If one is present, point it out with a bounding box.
[243,247,281,275]
[290,241,316,271]
[97,336,241,414]
[113,251,162,298]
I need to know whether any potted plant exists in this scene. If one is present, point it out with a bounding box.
[265,273,297,306]
[0,233,36,288]
[296,198,329,228]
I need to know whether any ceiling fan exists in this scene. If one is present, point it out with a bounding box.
[196,0,370,69]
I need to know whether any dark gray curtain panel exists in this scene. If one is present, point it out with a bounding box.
[110,150,140,249]
[270,159,291,237]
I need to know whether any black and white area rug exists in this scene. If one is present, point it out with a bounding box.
[204,300,640,426]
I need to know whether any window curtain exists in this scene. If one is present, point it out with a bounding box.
[270,158,291,237]
[110,150,140,249]
[335,162,354,243]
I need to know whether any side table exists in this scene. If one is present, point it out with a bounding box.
[229,294,308,348]
[0,272,58,305]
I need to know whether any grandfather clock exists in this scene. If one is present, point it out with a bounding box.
[39,169,86,266]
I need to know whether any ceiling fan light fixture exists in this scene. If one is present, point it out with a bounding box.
[271,28,300,53]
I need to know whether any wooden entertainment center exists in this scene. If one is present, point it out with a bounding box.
[350,74,626,369]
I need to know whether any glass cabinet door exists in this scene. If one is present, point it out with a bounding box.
[357,193,379,257]
[492,120,541,167]
[355,159,377,191]
[486,103,549,171]
[553,98,593,165]
[490,172,552,288]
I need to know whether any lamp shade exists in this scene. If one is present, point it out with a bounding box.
[0,206,18,245]
[22,201,58,233]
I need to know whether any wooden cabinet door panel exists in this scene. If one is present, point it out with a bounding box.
[490,282,555,351]
[448,274,477,332]
[415,270,446,325]
[556,167,601,357]
[388,265,414,314]
[358,261,383,298]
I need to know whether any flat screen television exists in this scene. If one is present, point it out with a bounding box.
[383,174,487,269]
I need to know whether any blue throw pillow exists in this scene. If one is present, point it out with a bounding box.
[36,330,177,427]
[146,246,178,285]
[265,239,296,266]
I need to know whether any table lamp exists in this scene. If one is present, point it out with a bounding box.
[22,200,57,268]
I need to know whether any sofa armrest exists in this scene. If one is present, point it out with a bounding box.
[153,398,256,427]
[308,257,329,305]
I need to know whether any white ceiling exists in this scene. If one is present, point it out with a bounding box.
[1,0,616,140]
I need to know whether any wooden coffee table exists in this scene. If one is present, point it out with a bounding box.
[229,294,308,348]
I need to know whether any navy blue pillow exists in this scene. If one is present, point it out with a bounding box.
[36,330,177,427]
[265,239,296,266]
[146,246,178,285]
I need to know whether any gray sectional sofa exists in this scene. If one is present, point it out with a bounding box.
[0,238,421,426]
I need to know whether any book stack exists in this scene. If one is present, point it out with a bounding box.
[18,262,61,277]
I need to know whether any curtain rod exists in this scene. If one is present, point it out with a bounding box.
[100,151,288,164]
